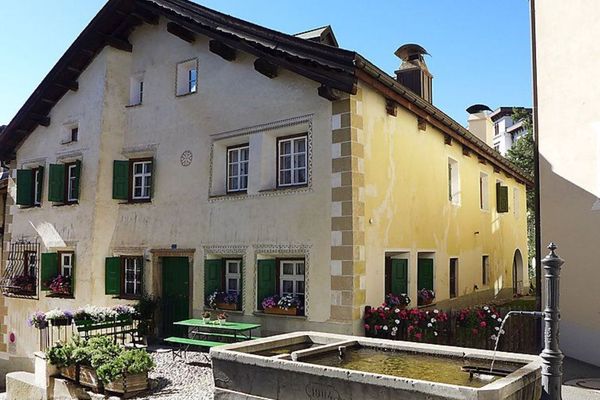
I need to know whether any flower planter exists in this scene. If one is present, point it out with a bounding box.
[216,302,238,311]
[264,307,297,316]
[217,319,227,325]
[60,365,78,382]
[104,372,149,396]
[50,317,73,327]
[79,365,103,391]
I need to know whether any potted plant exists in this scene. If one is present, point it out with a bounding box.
[46,309,74,326]
[79,336,121,391]
[262,294,301,316]
[46,342,76,381]
[10,274,36,294]
[417,289,435,306]
[135,295,159,343]
[384,293,411,309]
[202,311,211,323]
[27,311,48,329]
[217,312,228,325]
[99,349,154,396]
[216,292,239,311]
[48,275,72,296]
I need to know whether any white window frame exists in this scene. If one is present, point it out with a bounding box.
[225,259,241,295]
[479,172,489,210]
[279,260,305,297]
[448,158,460,205]
[61,252,74,278]
[34,168,42,205]
[227,145,249,193]
[176,59,198,96]
[67,164,78,202]
[123,257,143,296]
[278,135,308,187]
[132,160,152,200]
[129,75,144,106]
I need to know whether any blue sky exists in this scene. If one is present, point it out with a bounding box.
[0,0,532,127]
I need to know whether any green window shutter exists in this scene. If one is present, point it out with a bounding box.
[16,169,34,206]
[238,260,243,307]
[204,260,224,303]
[36,166,44,204]
[105,257,121,295]
[496,183,509,213]
[48,164,65,203]
[257,259,276,309]
[417,258,434,291]
[41,253,59,290]
[73,160,81,200]
[391,259,408,295]
[112,160,130,200]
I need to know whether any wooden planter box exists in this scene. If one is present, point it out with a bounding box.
[216,302,238,311]
[105,372,148,397]
[264,307,297,316]
[60,365,78,382]
[79,365,103,391]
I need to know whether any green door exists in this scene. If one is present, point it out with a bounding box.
[391,259,408,295]
[162,257,190,337]
[417,258,434,291]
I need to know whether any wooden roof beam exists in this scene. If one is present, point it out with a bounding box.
[167,22,195,43]
[53,81,79,92]
[385,99,398,116]
[30,113,50,127]
[254,58,278,79]
[40,98,57,106]
[209,40,236,61]
[131,8,159,25]
[318,85,343,101]
[99,33,133,52]
[66,66,82,74]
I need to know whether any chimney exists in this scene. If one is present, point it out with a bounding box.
[466,104,494,146]
[394,44,433,103]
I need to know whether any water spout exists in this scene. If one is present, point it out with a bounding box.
[490,310,543,372]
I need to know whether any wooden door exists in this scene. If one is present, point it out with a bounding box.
[162,257,190,337]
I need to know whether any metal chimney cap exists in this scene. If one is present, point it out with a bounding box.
[466,104,493,114]
[394,44,430,61]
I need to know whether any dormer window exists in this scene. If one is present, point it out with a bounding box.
[176,59,198,96]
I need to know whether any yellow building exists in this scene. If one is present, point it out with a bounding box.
[0,0,529,374]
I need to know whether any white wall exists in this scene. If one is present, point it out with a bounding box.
[536,0,600,366]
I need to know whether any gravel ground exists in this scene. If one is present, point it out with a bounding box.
[134,348,214,400]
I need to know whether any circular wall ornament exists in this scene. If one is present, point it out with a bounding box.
[180,150,193,166]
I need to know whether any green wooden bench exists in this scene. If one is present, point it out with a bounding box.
[190,332,255,342]
[75,318,139,346]
[164,336,225,360]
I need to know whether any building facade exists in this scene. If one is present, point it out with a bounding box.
[534,0,600,367]
[0,0,529,369]
[490,107,531,156]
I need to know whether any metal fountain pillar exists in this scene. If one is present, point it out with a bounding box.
[540,243,564,400]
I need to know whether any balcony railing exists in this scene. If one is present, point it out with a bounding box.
[0,238,39,298]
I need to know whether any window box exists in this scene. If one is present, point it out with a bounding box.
[79,365,102,391]
[264,306,298,316]
[215,302,238,311]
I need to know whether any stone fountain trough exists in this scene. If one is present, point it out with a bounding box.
[210,331,541,400]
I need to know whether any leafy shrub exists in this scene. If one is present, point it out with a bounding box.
[96,349,154,384]
[45,342,74,368]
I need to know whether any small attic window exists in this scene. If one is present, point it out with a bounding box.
[176,59,198,96]
[71,127,79,142]
[129,74,144,106]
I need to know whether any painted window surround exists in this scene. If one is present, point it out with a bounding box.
[209,114,313,199]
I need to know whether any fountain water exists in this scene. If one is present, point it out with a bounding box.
[490,310,543,373]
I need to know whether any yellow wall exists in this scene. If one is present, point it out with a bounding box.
[358,82,528,308]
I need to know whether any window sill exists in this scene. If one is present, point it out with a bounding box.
[204,307,243,315]
[252,311,306,320]
[51,201,79,207]
[175,91,197,98]
[113,295,142,300]
[18,205,42,210]
[118,200,152,205]
[46,293,74,299]
[125,103,143,108]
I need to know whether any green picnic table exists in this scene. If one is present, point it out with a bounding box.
[165,319,261,360]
